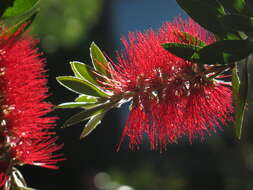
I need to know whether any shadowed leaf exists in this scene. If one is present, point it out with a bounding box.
[176,0,226,35]
[232,63,248,139]
[162,43,201,61]
[62,102,112,128]
[220,14,253,34]
[199,40,253,64]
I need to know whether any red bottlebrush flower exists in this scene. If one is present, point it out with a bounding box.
[108,18,233,150]
[0,28,63,189]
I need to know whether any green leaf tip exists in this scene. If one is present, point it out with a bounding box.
[80,112,106,139]
[162,42,201,62]
[70,61,99,86]
[90,42,112,78]
[75,95,98,103]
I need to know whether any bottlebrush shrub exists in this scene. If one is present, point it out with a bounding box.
[57,18,234,151]
[0,28,63,189]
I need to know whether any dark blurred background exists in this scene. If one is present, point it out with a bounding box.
[21,0,253,189]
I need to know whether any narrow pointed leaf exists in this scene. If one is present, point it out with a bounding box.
[55,102,97,109]
[199,40,253,64]
[70,61,99,85]
[80,112,106,139]
[173,31,207,47]
[176,0,226,35]
[90,42,112,78]
[162,43,201,61]
[75,95,98,103]
[232,63,248,139]
[56,76,110,97]
[62,102,112,128]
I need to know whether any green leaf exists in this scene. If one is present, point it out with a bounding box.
[62,102,112,128]
[173,31,206,47]
[176,0,226,35]
[80,112,106,139]
[56,76,110,97]
[232,63,248,139]
[199,40,253,64]
[2,0,39,18]
[161,43,201,61]
[75,95,98,103]
[218,0,252,16]
[55,102,96,109]
[90,42,112,78]
[0,0,15,17]
[70,61,99,85]
[220,14,253,34]
[0,1,39,37]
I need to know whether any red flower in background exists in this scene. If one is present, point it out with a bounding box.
[108,18,233,150]
[0,29,63,189]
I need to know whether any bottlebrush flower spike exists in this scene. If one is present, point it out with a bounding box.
[107,18,234,150]
[0,27,63,189]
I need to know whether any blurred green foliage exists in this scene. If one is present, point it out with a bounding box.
[32,0,103,53]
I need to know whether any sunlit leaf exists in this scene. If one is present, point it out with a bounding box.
[55,102,96,109]
[75,95,98,103]
[70,61,99,85]
[56,76,110,97]
[90,42,112,78]
[80,112,106,139]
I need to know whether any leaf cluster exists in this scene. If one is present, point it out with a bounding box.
[56,43,122,139]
